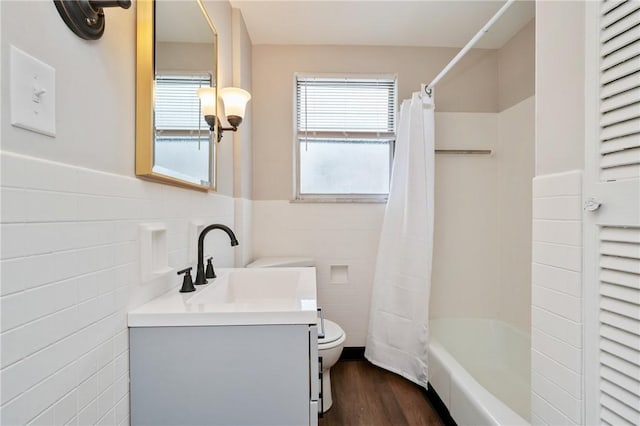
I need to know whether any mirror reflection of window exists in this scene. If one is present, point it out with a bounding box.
[134,0,217,190]
[153,74,212,185]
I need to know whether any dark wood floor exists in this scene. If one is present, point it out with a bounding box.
[319,360,444,426]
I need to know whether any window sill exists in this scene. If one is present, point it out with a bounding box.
[290,196,388,204]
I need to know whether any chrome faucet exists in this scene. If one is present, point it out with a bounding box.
[195,224,239,286]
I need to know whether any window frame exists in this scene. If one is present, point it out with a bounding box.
[154,71,213,138]
[152,71,215,187]
[292,73,397,203]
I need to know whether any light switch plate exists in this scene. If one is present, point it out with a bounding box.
[10,45,56,137]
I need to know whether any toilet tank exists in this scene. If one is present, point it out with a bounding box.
[246,257,315,268]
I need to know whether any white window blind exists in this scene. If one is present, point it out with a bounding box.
[296,76,396,134]
[155,74,211,133]
[294,75,397,199]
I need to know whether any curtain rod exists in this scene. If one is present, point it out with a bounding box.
[424,0,515,96]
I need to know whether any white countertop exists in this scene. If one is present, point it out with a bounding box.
[128,267,318,327]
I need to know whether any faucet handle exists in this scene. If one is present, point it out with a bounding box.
[205,257,216,279]
[177,267,196,293]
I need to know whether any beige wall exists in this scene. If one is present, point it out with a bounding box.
[252,44,500,200]
[156,41,216,74]
[251,31,536,201]
[201,0,234,197]
[231,8,254,267]
[232,8,253,200]
[535,2,585,176]
[0,0,242,198]
[1,1,136,178]
[498,19,535,111]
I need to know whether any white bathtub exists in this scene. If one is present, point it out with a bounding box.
[428,318,531,425]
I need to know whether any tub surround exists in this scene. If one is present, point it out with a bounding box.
[429,318,530,425]
[431,96,534,333]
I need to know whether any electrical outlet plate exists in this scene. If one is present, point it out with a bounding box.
[10,45,56,137]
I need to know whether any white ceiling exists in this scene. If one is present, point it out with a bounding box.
[229,0,535,49]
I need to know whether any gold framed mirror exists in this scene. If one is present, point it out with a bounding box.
[136,0,218,191]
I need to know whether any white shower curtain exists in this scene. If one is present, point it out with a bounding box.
[365,92,435,387]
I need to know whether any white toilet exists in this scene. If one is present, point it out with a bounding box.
[246,257,346,413]
[316,318,346,412]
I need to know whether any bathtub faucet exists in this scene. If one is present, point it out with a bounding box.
[194,224,239,286]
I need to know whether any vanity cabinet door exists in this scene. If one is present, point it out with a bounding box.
[130,324,311,426]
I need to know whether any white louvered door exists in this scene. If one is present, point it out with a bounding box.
[584,1,640,425]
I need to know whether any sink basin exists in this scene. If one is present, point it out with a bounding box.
[128,267,318,327]
[188,269,312,305]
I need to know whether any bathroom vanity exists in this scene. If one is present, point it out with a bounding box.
[128,268,321,426]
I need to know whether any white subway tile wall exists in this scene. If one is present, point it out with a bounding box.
[233,198,253,269]
[0,151,241,425]
[252,200,385,346]
[531,170,583,425]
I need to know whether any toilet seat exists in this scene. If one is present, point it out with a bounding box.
[319,319,344,348]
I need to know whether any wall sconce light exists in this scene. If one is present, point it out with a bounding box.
[197,87,251,143]
[54,0,131,40]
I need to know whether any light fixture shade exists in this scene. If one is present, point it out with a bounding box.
[197,87,216,117]
[219,87,251,119]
